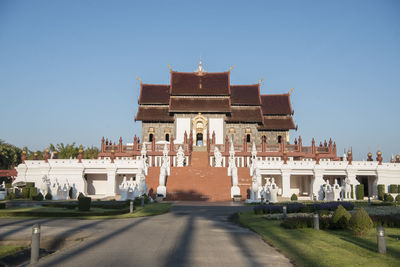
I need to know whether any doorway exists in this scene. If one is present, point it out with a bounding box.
[196,133,203,146]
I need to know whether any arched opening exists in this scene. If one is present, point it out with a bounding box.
[149,134,153,142]
[277,135,282,144]
[196,133,203,146]
[246,134,251,143]
[165,134,169,142]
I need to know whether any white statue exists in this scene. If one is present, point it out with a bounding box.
[50,179,60,200]
[40,175,50,197]
[342,177,352,200]
[176,146,185,167]
[141,144,148,175]
[119,176,129,201]
[323,180,332,201]
[248,167,262,202]
[71,183,77,199]
[1,181,5,189]
[214,147,223,167]
[332,179,341,201]
[137,172,148,196]
[269,183,279,203]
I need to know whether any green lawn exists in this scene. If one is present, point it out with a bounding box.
[239,211,400,267]
[0,245,26,258]
[0,203,172,219]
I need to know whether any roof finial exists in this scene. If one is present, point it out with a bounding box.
[136,76,142,84]
[196,56,206,73]
[289,88,294,96]
[229,65,235,72]
[258,77,264,85]
[167,62,172,72]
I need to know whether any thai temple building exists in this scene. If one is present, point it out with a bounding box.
[12,61,400,202]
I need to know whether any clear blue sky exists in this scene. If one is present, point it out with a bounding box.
[1,0,399,160]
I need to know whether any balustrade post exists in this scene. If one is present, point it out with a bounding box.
[119,137,123,153]
[243,135,247,153]
[311,138,315,154]
[101,137,105,153]
[212,131,215,145]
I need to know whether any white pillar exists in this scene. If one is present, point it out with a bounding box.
[106,170,116,196]
[281,170,291,198]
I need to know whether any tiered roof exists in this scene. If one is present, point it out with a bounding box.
[135,66,296,131]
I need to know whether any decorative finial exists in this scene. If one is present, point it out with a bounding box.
[136,76,142,84]
[258,78,264,85]
[196,56,206,73]
[289,88,294,96]
[167,63,172,72]
[229,65,235,72]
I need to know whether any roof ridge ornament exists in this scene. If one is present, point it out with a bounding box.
[289,88,294,96]
[195,56,206,74]
[167,63,172,72]
[258,77,264,85]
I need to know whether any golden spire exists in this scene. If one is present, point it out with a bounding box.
[229,65,235,72]
[196,56,206,73]
[289,88,294,96]
[258,77,264,85]
[135,76,142,84]
[167,63,172,72]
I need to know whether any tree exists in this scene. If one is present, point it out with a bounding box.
[49,143,79,159]
[0,140,22,169]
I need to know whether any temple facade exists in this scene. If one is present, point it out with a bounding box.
[135,61,296,147]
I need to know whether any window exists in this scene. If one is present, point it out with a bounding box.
[149,134,153,142]
[165,134,170,142]
[246,134,251,143]
[278,135,282,144]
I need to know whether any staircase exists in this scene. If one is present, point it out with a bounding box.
[146,152,243,201]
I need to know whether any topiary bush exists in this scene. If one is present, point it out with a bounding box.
[377,184,385,200]
[349,207,373,236]
[389,184,397,193]
[5,192,15,200]
[398,185,400,193]
[384,193,394,202]
[78,193,91,211]
[29,187,38,199]
[26,182,35,188]
[21,187,30,199]
[396,195,400,203]
[45,192,52,200]
[69,187,73,199]
[356,184,364,200]
[331,205,351,229]
[32,192,44,201]
[290,194,298,201]
[370,215,400,228]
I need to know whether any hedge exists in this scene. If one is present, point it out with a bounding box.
[290,194,298,201]
[351,184,354,199]
[281,216,331,229]
[254,202,354,215]
[45,192,52,200]
[21,187,30,199]
[0,203,6,209]
[370,214,400,228]
[384,193,394,202]
[26,182,35,188]
[29,187,38,199]
[356,184,364,200]
[377,184,385,200]
[349,208,373,236]
[389,184,397,193]
[396,195,400,203]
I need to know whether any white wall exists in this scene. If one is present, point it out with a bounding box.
[176,117,191,144]
[209,118,224,144]
[86,174,107,195]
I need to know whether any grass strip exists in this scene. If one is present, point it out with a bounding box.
[238,211,400,267]
[0,246,26,258]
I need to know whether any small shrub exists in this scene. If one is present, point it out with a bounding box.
[349,207,373,236]
[78,193,91,211]
[29,187,38,199]
[356,184,364,200]
[290,194,298,201]
[45,192,52,200]
[5,192,15,200]
[370,215,400,228]
[331,205,351,229]
[281,217,312,229]
[377,184,385,200]
[21,187,30,199]
[384,193,394,202]
[69,187,73,199]
[389,184,397,193]
[396,195,400,203]
[398,185,400,193]
[32,193,44,201]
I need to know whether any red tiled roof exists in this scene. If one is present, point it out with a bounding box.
[169,97,231,112]
[170,72,230,96]
[230,85,261,106]
[135,106,173,122]
[261,94,293,115]
[226,106,263,123]
[259,116,296,130]
[139,84,170,104]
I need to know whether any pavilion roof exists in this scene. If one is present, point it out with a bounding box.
[170,71,230,96]
[139,84,170,105]
[259,116,296,130]
[230,85,261,106]
[169,97,231,113]
[135,106,173,122]
[261,94,293,115]
[226,106,263,123]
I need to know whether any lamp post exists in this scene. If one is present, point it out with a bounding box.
[377,226,386,254]
[282,205,287,219]
[313,212,319,230]
[30,224,41,264]
[130,200,134,213]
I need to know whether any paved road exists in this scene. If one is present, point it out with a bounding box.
[1,203,292,267]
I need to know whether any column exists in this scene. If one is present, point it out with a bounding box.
[106,169,116,197]
[281,170,291,198]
